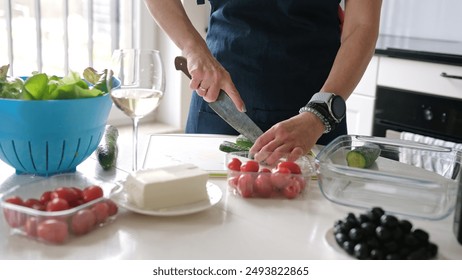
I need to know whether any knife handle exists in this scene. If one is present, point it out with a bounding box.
[174,56,192,79]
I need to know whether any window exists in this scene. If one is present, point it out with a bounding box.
[0,0,137,76]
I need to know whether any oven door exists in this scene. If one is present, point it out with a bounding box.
[373,86,462,143]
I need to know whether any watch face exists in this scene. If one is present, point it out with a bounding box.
[331,96,346,120]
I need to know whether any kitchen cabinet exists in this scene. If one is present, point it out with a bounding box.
[346,56,378,136]
[377,57,462,100]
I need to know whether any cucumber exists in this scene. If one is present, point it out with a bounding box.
[346,144,381,168]
[219,140,249,153]
[235,134,254,149]
[97,125,119,170]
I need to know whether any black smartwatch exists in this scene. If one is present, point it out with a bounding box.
[299,92,346,133]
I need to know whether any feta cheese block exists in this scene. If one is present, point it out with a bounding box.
[124,164,210,210]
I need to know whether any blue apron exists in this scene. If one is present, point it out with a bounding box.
[187,0,346,145]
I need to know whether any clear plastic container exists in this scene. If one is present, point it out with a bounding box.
[0,172,118,244]
[225,151,316,199]
[315,135,461,220]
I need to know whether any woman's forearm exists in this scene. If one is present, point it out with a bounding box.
[321,0,382,100]
[143,0,208,55]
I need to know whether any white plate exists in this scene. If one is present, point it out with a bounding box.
[324,228,444,260]
[110,182,223,216]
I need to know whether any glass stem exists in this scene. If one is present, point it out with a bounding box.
[132,117,140,171]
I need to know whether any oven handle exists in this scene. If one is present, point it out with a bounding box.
[441,72,462,80]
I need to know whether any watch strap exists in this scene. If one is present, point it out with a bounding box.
[299,106,332,134]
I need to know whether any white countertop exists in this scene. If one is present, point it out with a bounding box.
[1,134,462,260]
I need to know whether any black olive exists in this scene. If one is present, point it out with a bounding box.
[375,226,392,241]
[380,214,399,228]
[335,232,348,246]
[349,227,365,242]
[354,243,370,260]
[407,247,429,260]
[365,236,381,249]
[385,253,401,260]
[358,213,370,224]
[399,219,413,233]
[346,212,360,227]
[427,242,438,258]
[342,240,355,255]
[382,241,399,254]
[403,233,420,248]
[360,222,376,237]
[391,226,404,241]
[413,229,430,243]
[370,248,385,260]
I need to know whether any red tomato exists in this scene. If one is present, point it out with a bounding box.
[3,196,26,228]
[71,209,97,235]
[293,176,307,192]
[91,202,109,224]
[3,209,26,228]
[277,161,302,174]
[51,187,80,205]
[46,198,70,212]
[259,167,271,173]
[227,158,242,172]
[82,185,104,203]
[71,187,84,200]
[283,179,302,199]
[227,176,239,189]
[240,160,259,173]
[24,198,45,211]
[37,219,69,244]
[5,196,24,206]
[39,191,53,205]
[24,216,38,237]
[270,167,292,189]
[237,173,254,198]
[105,200,118,217]
[254,173,273,198]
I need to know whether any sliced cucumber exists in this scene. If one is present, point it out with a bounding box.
[219,140,249,153]
[235,134,254,149]
[346,144,381,168]
[97,125,119,170]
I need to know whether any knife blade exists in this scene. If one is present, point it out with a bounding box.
[174,56,264,143]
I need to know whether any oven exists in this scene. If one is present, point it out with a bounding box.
[372,86,462,143]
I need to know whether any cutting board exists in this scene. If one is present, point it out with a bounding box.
[142,134,237,177]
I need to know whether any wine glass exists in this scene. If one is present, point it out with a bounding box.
[109,49,165,171]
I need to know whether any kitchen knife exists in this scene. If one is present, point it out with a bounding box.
[174,56,264,143]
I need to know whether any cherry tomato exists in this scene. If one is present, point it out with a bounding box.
[46,198,70,212]
[3,196,26,228]
[277,161,302,174]
[240,160,259,173]
[37,219,69,244]
[39,191,53,205]
[227,176,239,189]
[91,202,109,224]
[71,209,96,235]
[24,216,38,237]
[71,187,84,200]
[283,179,302,199]
[227,158,242,172]
[105,200,119,216]
[24,198,45,211]
[270,166,292,189]
[237,173,254,198]
[82,185,104,203]
[254,173,273,198]
[259,167,271,173]
[51,187,80,205]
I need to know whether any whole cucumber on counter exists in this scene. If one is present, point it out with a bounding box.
[97,125,119,170]
[346,144,381,168]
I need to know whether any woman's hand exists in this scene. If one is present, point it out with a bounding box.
[250,112,325,165]
[184,52,246,112]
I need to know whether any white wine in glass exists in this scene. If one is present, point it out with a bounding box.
[110,49,165,171]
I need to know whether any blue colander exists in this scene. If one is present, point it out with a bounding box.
[0,94,112,176]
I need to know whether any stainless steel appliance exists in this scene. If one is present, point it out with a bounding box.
[372,86,462,143]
